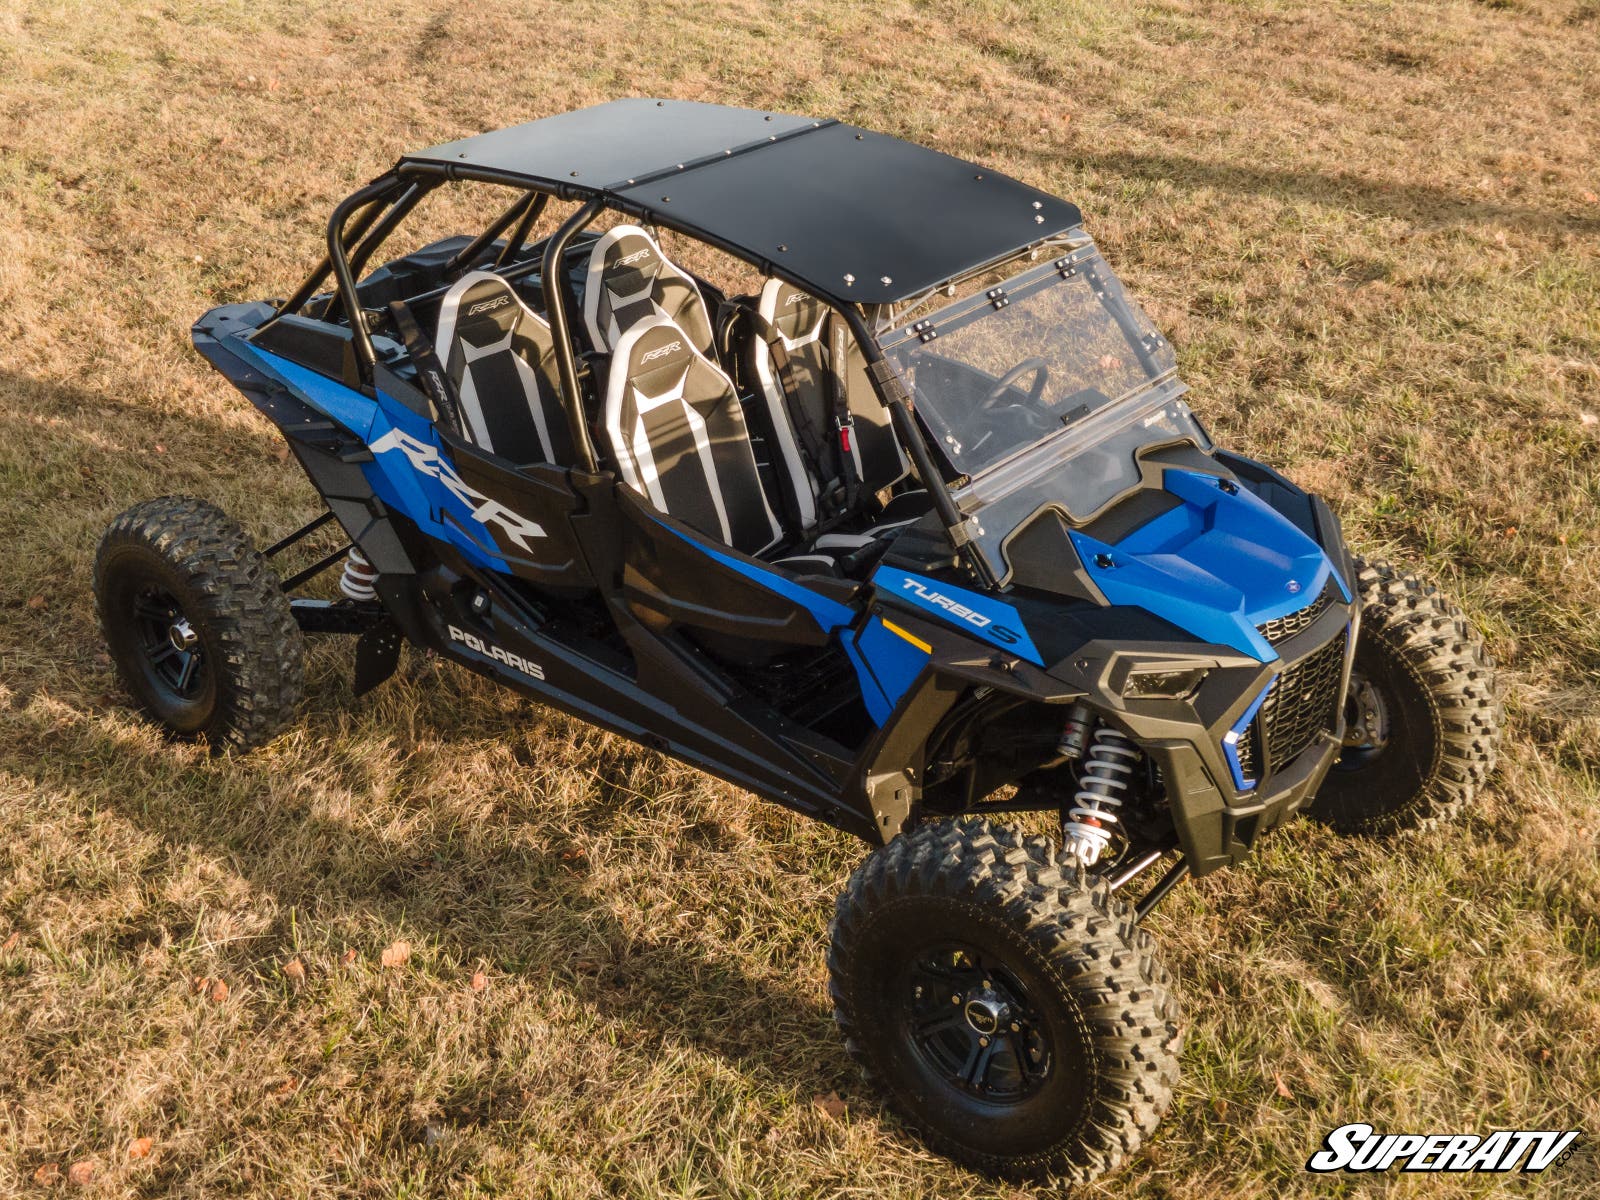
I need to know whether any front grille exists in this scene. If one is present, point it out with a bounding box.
[1256,577,1339,646]
[1260,633,1346,769]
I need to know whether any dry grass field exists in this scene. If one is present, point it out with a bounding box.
[2,0,1598,1195]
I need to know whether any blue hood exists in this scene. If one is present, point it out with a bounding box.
[1070,469,1347,662]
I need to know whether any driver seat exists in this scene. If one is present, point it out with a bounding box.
[749,278,908,534]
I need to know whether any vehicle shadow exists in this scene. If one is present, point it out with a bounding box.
[0,367,863,1110]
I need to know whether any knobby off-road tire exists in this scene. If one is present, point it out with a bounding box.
[94,496,304,752]
[1307,556,1500,834]
[827,818,1181,1183]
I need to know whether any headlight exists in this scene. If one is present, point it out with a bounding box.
[1122,665,1207,699]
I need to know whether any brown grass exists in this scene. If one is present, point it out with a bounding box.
[1,0,1598,1195]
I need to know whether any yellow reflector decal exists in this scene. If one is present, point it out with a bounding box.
[881,618,932,654]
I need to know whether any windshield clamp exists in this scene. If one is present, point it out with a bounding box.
[910,318,938,344]
[985,286,1010,310]
[1055,258,1079,279]
[947,517,981,548]
[867,358,913,406]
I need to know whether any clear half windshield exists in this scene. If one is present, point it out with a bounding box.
[878,244,1210,584]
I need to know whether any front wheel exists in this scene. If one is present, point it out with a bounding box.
[827,819,1181,1183]
[1306,557,1500,834]
[94,496,304,752]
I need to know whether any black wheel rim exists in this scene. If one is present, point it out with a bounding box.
[1335,669,1391,770]
[131,585,208,702]
[901,942,1052,1104]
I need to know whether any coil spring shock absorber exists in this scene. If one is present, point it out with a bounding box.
[338,547,379,601]
[1063,724,1140,867]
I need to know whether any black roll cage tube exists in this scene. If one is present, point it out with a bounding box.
[296,166,992,582]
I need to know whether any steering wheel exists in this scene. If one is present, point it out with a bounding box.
[980,357,1049,413]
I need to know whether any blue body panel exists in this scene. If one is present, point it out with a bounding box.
[845,616,932,725]
[228,337,509,571]
[1070,469,1337,662]
[870,566,1044,666]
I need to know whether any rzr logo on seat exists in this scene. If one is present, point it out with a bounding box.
[899,578,1020,645]
[617,248,654,266]
[466,295,511,317]
[369,429,546,552]
[640,341,683,364]
[447,625,545,680]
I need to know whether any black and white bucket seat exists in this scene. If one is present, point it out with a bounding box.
[604,316,783,556]
[434,270,574,465]
[749,278,908,531]
[583,224,714,356]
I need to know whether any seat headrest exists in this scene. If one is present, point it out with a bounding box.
[759,278,830,345]
[620,320,698,398]
[584,224,713,356]
[438,271,538,353]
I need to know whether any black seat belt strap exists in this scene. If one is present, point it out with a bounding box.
[825,313,862,512]
[387,300,463,432]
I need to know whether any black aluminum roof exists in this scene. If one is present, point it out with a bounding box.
[400,99,1083,306]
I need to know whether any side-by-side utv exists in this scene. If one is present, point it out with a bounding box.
[94,100,1500,1183]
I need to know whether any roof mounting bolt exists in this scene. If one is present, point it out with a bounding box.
[677,163,685,170]
[843,274,855,286]
[1035,214,1046,224]
[764,115,773,121]
[855,133,864,140]
[777,244,788,252]
[661,196,670,202]
[1033,201,1043,209]
[880,275,892,285]
[569,170,579,177]
[656,100,664,106]
[974,173,984,180]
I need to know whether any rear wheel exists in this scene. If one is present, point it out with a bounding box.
[827,819,1180,1183]
[94,496,304,752]
[1307,557,1499,834]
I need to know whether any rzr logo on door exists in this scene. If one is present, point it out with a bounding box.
[899,578,1020,645]
[617,247,653,266]
[447,625,545,680]
[640,341,683,364]
[368,429,546,552]
[466,295,511,317]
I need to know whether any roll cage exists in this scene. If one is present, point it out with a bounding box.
[259,101,1103,588]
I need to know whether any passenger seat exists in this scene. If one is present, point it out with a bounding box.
[434,271,574,465]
